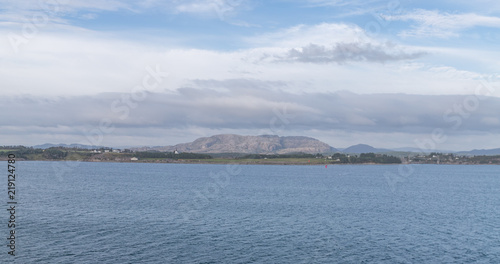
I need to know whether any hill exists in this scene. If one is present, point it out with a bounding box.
[342,144,390,154]
[457,148,500,156]
[138,134,337,154]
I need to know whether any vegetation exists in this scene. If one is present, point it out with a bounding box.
[42,147,68,159]
[408,152,500,165]
[238,153,321,159]
[0,146,44,159]
[1,145,500,165]
[0,147,211,162]
[134,151,212,160]
[234,152,402,164]
[349,153,402,164]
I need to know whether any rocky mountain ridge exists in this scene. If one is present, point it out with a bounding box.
[137,134,337,154]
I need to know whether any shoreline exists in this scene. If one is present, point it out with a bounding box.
[6,159,497,166]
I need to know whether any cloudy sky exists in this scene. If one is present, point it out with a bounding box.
[1,0,500,151]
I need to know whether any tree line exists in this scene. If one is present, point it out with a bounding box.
[238,152,402,164]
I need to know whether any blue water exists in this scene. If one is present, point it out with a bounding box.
[5,162,500,263]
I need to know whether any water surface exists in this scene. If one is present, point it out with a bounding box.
[7,162,500,263]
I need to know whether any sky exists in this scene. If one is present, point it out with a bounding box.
[1,0,500,151]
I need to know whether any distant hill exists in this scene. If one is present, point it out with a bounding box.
[137,134,337,154]
[27,140,500,156]
[342,144,390,154]
[391,147,429,152]
[457,148,500,156]
[391,147,455,153]
[33,143,104,149]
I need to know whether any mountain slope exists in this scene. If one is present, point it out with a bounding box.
[342,144,390,154]
[458,148,500,156]
[143,134,337,154]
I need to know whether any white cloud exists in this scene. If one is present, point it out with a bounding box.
[442,0,500,13]
[1,2,499,151]
[0,0,248,23]
[247,23,367,48]
[293,0,402,20]
[3,90,500,150]
[0,21,496,98]
[174,0,244,18]
[302,0,380,8]
[480,117,500,126]
[383,9,500,38]
[0,0,131,21]
[80,13,98,20]
[280,42,425,63]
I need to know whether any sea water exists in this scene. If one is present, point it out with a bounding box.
[6,161,500,263]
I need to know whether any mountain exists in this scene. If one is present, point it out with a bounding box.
[457,148,500,156]
[391,147,428,152]
[33,143,105,149]
[391,147,456,153]
[342,144,390,154]
[140,134,337,154]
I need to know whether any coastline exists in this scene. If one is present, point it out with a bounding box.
[5,158,497,166]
